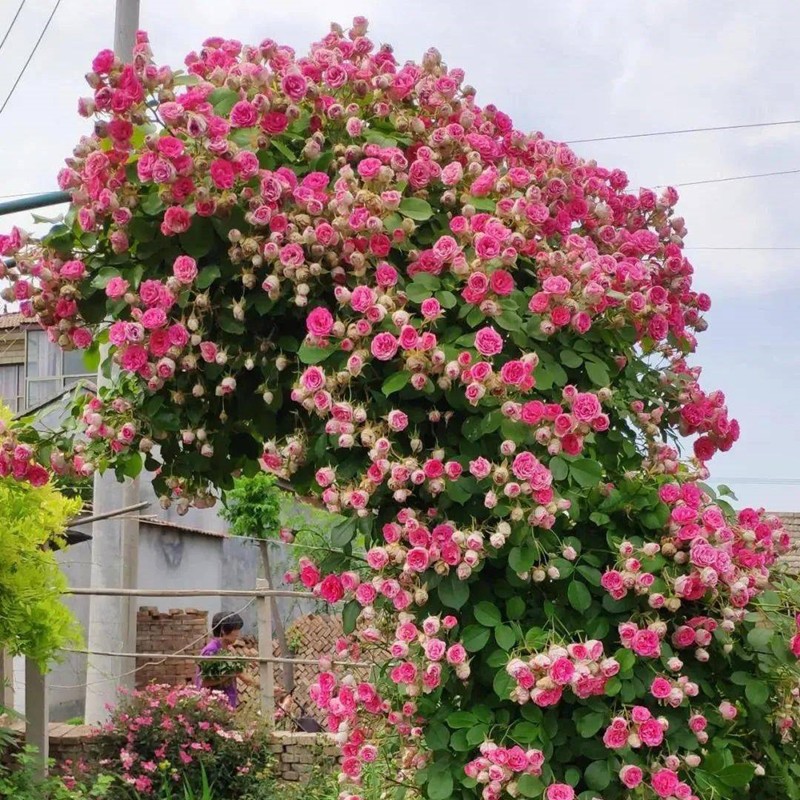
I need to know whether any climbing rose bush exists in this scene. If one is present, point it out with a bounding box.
[2,17,800,800]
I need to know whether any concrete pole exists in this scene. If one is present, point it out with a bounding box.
[84,0,141,725]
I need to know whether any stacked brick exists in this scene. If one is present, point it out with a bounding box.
[135,607,208,690]
[267,731,339,782]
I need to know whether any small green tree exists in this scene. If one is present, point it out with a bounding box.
[0,404,82,669]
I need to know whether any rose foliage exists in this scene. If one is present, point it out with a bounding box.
[2,17,800,800]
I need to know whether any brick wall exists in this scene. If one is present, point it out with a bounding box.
[135,607,208,689]
[39,725,338,783]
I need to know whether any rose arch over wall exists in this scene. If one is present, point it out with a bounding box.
[2,17,800,800]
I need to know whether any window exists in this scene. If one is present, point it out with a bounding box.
[25,330,93,409]
[0,364,24,412]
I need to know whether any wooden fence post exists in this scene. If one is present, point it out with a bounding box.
[256,578,275,728]
[25,657,48,777]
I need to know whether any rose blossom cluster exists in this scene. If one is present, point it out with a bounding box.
[506,640,619,706]
[0,14,723,508]
[603,706,669,750]
[618,763,699,800]
[308,669,426,787]
[649,674,700,708]
[464,740,545,800]
[497,384,611,458]
[618,620,667,659]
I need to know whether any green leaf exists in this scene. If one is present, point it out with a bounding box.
[465,196,497,212]
[426,769,453,800]
[474,601,502,627]
[567,580,592,612]
[509,544,537,574]
[140,192,165,216]
[718,764,756,788]
[330,518,357,547]
[569,458,604,488]
[424,721,450,751]
[121,452,143,479]
[382,371,411,396]
[577,565,602,587]
[495,624,516,650]
[506,596,526,620]
[196,264,221,290]
[462,625,491,652]
[209,87,239,115]
[398,197,433,221]
[747,627,773,651]
[517,775,544,798]
[549,456,569,481]
[584,761,611,791]
[745,678,770,706]
[447,711,477,729]
[297,342,335,365]
[437,290,457,309]
[271,137,297,163]
[438,575,469,610]
[560,349,583,368]
[511,722,540,744]
[585,359,611,387]
[575,710,605,738]
[180,221,216,258]
[408,273,440,290]
[342,600,360,634]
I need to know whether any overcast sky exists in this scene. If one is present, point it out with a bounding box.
[1,0,798,510]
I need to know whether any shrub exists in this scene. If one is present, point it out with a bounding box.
[83,684,273,798]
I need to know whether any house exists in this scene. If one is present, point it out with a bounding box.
[0,311,317,722]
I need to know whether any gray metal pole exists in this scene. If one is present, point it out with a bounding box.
[84,0,142,724]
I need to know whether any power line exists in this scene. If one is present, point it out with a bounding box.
[711,478,800,486]
[0,0,62,118]
[661,168,800,188]
[567,118,800,144]
[0,1,26,54]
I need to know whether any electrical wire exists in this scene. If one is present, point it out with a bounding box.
[659,168,800,188]
[567,118,800,144]
[0,0,62,118]
[0,1,26,54]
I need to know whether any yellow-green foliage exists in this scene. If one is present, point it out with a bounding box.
[0,404,82,668]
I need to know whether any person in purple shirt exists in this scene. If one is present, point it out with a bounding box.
[196,611,252,709]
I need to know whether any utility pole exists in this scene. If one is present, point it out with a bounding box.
[84,0,142,725]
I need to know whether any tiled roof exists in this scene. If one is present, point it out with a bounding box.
[778,512,800,573]
[139,515,229,538]
[0,311,30,329]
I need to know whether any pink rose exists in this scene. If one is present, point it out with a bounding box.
[639,718,664,746]
[318,575,344,603]
[619,765,643,789]
[719,701,738,720]
[651,769,679,799]
[650,677,672,699]
[420,298,441,319]
[545,784,574,800]
[387,410,409,431]
[424,639,446,661]
[489,270,514,296]
[161,206,192,235]
[172,255,198,284]
[230,100,258,128]
[446,644,467,665]
[549,658,575,686]
[631,629,661,658]
[370,332,399,361]
[209,158,235,190]
[298,559,321,588]
[571,392,602,422]
[474,326,503,357]
[199,342,218,363]
[262,111,288,134]
[105,276,129,298]
[306,306,334,338]
[406,547,430,573]
[60,260,86,280]
[469,457,491,480]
